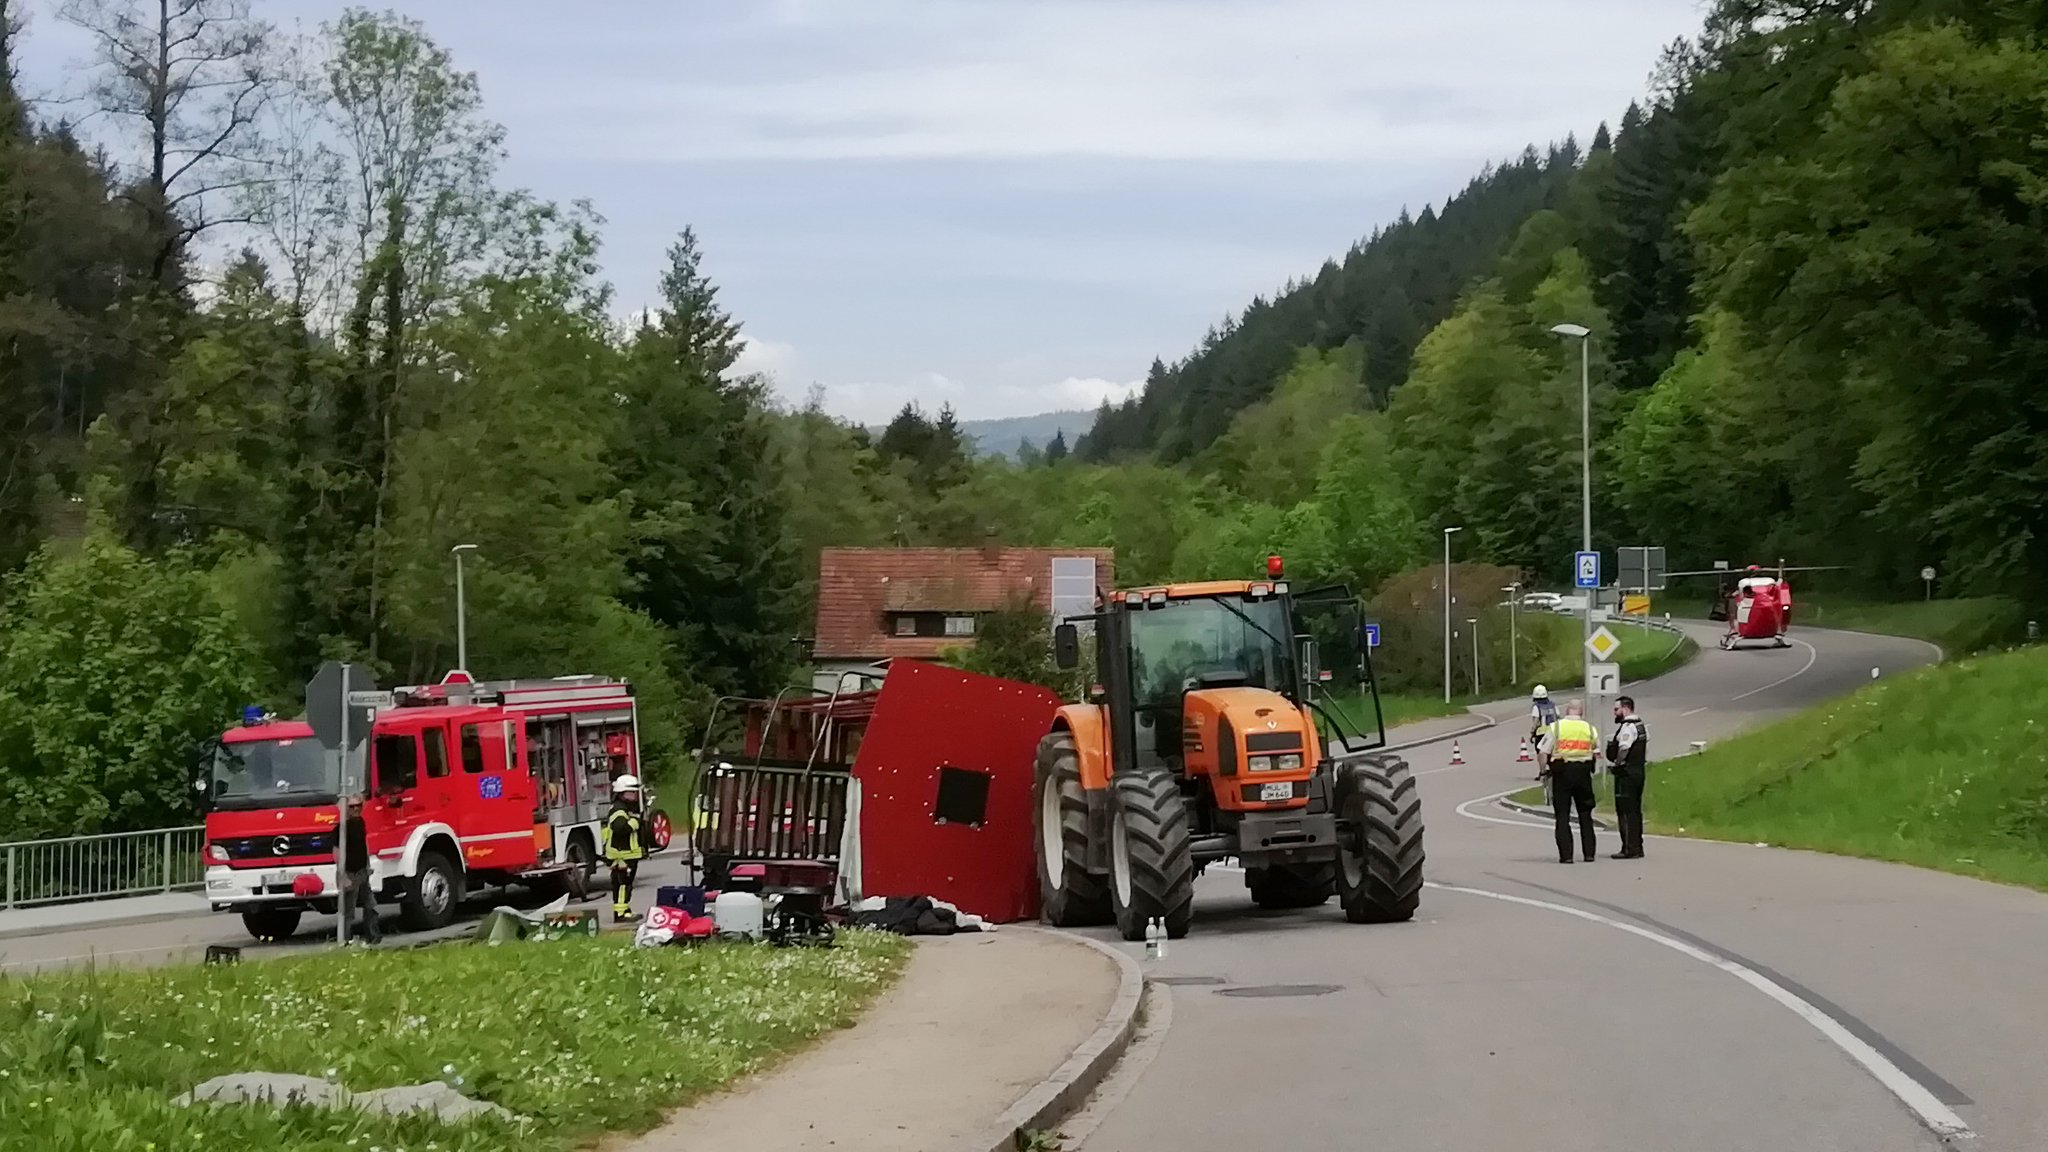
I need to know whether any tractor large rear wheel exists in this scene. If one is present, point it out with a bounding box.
[1334,755,1424,924]
[1108,768,1195,941]
[1246,862,1334,910]
[1034,732,1110,927]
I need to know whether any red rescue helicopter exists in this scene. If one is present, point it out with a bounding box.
[1665,561,1843,651]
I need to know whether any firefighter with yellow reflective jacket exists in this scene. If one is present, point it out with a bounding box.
[1542,700,1601,864]
[603,775,647,923]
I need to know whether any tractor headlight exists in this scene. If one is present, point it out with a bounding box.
[1248,755,1276,773]
[1277,753,1303,771]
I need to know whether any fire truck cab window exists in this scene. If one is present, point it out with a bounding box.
[374,734,420,795]
[422,728,450,779]
[460,725,487,774]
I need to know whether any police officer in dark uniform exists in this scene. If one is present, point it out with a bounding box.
[1607,695,1649,859]
[603,774,647,923]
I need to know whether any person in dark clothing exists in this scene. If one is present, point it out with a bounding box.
[603,775,647,923]
[1606,695,1650,859]
[342,796,383,944]
[1543,699,1600,863]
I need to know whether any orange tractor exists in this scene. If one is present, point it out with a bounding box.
[1037,560,1424,940]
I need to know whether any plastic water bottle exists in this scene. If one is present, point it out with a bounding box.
[1156,918,1170,960]
[1143,917,1160,961]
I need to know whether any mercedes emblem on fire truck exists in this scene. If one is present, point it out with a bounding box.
[272,836,291,856]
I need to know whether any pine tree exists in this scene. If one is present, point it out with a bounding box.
[617,230,802,700]
[1044,429,1069,464]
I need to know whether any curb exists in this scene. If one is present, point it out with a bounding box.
[1385,711,1498,754]
[957,927,1145,1152]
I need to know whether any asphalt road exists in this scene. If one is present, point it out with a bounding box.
[0,849,698,973]
[1072,622,2048,1152]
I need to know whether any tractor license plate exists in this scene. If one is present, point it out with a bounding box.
[1259,782,1293,803]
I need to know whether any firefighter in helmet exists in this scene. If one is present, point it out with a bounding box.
[603,774,647,923]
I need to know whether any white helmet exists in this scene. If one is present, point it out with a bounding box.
[1531,685,1549,699]
[612,774,641,792]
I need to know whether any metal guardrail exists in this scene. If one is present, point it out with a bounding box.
[1,825,206,909]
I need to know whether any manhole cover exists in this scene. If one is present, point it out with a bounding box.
[1154,976,1225,986]
[1215,984,1342,998]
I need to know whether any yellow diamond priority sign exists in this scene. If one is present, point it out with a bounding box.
[1586,625,1622,662]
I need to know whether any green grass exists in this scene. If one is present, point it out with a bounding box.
[1512,645,2048,891]
[0,931,909,1151]
[1373,694,1473,729]
[1515,614,1699,694]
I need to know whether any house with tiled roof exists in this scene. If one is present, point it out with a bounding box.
[810,544,1115,691]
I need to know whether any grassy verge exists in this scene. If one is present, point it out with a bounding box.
[1517,614,1699,693]
[0,931,909,1151]
[1664,593,2026,656]
[1510,645,2048,891]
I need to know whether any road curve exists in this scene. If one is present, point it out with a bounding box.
[1072,623,2048,1152]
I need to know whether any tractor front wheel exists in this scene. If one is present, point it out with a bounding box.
[1108,768,1195,941]
[1334,755,1424,924]
[1034,732,1110,927]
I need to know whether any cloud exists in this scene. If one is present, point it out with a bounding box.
[760,356,1141,425]
[508,0,1697,166]
[734,334,799,381]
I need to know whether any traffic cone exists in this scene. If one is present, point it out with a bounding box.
[1449,741,1465,766]
[1516,737,1533,764]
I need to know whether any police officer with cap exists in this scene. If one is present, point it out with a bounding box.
[603,775,647,923]
[1606,695,1649,858]
[1543,699,1601,863]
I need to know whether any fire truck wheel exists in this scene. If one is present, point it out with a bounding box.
[648,808,674,852]
[1334,754,1424,924]
[240,907,301,941]
[1246,862,1334,910]
[1108,767,1195,942]
[567,835,598,885]
[400,849,465,931]
[1035,732,1110,927]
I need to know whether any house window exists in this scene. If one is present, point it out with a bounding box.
[945,616,976,637]
[895,616,917,637]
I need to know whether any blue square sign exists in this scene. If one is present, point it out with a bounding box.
[1362,623,1381,650]
[479,775,504,800]
[1574,551,1601,590]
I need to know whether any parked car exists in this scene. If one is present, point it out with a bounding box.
[1520,592,1564,612]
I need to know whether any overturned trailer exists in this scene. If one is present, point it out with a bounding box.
[694,661,1059,923]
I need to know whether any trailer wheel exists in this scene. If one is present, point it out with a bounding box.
[241,907,301,941]
[1108,768,1195,941]
[400,849,464,931]
[1334,755,1424,924]
[1034,732,1110,927]
[1246,862,1334,910]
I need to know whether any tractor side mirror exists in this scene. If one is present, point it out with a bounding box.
[1053,623,1080,670]
[1298,637,1320,692]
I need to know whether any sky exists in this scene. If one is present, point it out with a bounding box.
[14,0,1711,424]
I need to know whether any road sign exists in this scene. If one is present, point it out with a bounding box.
[1920,566,1937,582]
[1618,546,1667,591]
[1622,594,1652,616]
[1574,551,1600,589]
[1586,662,1622,694]
[306,661,379,751]
[1586,625,1621,662]
[1362,623,1381,650]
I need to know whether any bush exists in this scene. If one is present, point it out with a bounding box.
[0,531,261,839]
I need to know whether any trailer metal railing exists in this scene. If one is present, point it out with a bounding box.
[0,825,206,909]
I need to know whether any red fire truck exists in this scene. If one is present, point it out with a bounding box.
[202,673,664,941]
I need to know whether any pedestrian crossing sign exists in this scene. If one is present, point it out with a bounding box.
[1586,626,1621,662]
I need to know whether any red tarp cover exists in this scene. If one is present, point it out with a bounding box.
[851,661,1061,923]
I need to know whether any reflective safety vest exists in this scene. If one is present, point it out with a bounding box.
[1546,717,1598,762]
[603,807,645,863]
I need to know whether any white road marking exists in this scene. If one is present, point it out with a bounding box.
[1427,880,1977,1143]
[1727,636,1819,702]
[1681,706,1708,717]
[1454,787,1555,830]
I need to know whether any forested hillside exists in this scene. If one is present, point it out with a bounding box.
[2,0,2044,839]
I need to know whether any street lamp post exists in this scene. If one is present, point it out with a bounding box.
[1467,618,1481,697]
[1551,323,1594,706]
[1442,526,1463,704]
[1502,583,1521,686]
[452,544,479,672]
